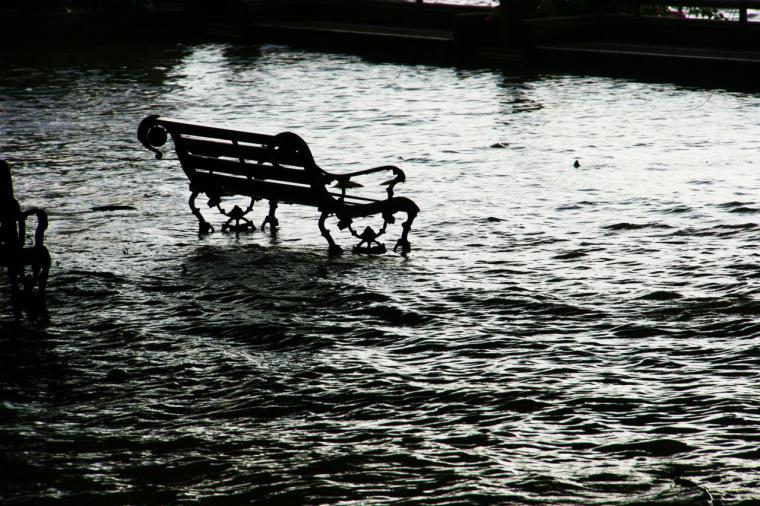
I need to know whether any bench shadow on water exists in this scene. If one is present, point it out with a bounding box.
[155,243,413,349]
[40,233,425,350]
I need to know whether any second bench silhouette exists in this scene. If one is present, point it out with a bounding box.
[0,160,50,317]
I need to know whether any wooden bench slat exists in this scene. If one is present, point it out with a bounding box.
[193,171,381,206]
[182,137,271,162]
[184,153,314,186]
[179,136,317,177]
[193,172,322,207]
[157,117,275,146]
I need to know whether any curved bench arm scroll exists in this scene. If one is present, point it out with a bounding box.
[137,115,168,160]
[325,165,406,199]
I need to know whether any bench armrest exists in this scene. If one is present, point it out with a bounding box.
[325,165,406,199]
[20,207,48,247]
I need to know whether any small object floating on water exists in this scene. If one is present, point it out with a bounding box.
[573,160,581,168]
[490,142,509,149]
[91,205,137,212]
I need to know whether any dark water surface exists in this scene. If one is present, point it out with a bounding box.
[2,43,760,504]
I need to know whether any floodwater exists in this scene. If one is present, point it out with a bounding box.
[2,42,760,505]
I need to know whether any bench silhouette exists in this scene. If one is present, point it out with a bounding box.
[137,116,419,255]
[0,161,50,317]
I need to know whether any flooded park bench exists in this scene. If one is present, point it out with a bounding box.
[0,161,50,317]
[137,116,419,255]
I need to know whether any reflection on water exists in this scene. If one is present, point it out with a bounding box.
[1,42,760,504]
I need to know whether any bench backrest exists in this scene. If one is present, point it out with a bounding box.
[137,116,336,208]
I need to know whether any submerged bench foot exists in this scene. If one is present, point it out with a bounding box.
[33,248,50,316]
[353,243,387,254]
[7,267,23,319]
[351,225,386,255]
[198,222,214,236]
[189,191,214,236]
[217,199,256,238]
[392,200,418,255]
[221,219,255,235]
[7,246,50,319]
[220,204,256,237]
[261,200,279,235]
[394,238,411,254]
[319,211,343,256]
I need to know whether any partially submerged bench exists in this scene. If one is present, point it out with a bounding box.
[137,116,419,255]
[0,161,50,317]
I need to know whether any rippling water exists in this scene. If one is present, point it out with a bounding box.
[2,42,760,504]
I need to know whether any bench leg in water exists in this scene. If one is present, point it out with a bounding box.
[394,217,415,254]
[389,198,419,255]
[220,201,256,237]
[22,250,50,317]
[318,210,343,256]
[261,200,279,234]
[33,248,50,315]
[6,247,50,319]
[7,265,23,319]
[188,191,214,236]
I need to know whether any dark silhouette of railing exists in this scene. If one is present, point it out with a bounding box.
[606,0,760,22]
[509,0,760,22]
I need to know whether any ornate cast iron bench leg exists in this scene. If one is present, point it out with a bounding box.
[394,209,418,254]
[261,200,279,234]
[7,264,23,319]
[395,198,419,254]
[347,198,418,255]
[21,246,50,317]
[4,218,51,318]
[318,210,343,256]
[189,191,214,236]
[351,224,387,254]
[219,200,256,237]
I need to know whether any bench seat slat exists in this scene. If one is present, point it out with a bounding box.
[193,172,380,207]
[183,137,271,163]
[194,172,321,206]
[185,153,313,186]
[180,137,315,169]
